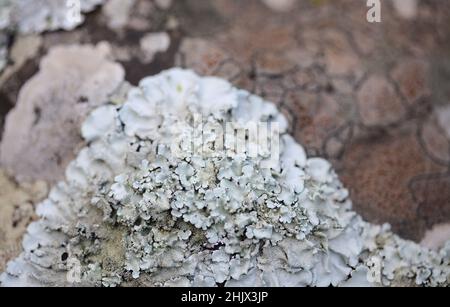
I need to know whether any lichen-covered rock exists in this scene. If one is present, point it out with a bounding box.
[0,0,12,31]
[0,170,48,273]
[1,69,449,287]
[102,0,135,30]
[392,0,418,19]
[421,224,450,250]
[1,0,105,33]
[0,33,7,72]
[0,43,125,183]
[0,35,42,88]
[140,32,171,63]
[0,0,105,73]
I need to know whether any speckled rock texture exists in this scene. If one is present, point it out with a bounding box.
[5,0,105,33]
[0,170,47,273]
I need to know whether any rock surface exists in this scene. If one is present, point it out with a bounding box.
[0,170,47,273]
[0,43,125,183]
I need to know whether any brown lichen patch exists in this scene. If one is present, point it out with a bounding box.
[391,59,430,106]
[0,170,48,272]
[88,224,127,277]
[322,29,361,77]
[176,38,229,76]
[338,124,448,241]
[287,91,349,155]
[411,174,450,229]
[0,35,42,89]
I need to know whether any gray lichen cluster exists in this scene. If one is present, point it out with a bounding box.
[0,33,7,72]
[1,69,449,287]
[0,0,105,72]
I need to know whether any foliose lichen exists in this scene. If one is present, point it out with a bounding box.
[1,68,449,287]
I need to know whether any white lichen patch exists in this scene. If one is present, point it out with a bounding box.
[1,69,449,287]
[140,32,171,63]
[0,43,125,183]
[0,170,48,273]
[0,0,12,31]
[1,0,105,34]
[0,0,105,72]
[102,0,136,30]
[0,35,42,87]
[392,0,418,20]
[421,223,450,250]
[0,33,7,72]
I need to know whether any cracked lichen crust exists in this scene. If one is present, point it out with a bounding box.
[1,69,449,287]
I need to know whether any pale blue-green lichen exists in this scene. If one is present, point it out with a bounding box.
[0,0,105,72]
[1,0,105,33]
[1,69,449,287]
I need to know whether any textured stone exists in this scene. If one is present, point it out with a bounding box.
[154,0,173,10]
[0,170,47,273]
[420,114,450,164]
[0,43,125,183]
[357,75,405,127]
[0,35,42,87]
[412,174,450,229]
[323,30,361,77]
[391,59,429,105]
[291,92,347,154]
[339,127,448,241]
[177,38,229,75]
